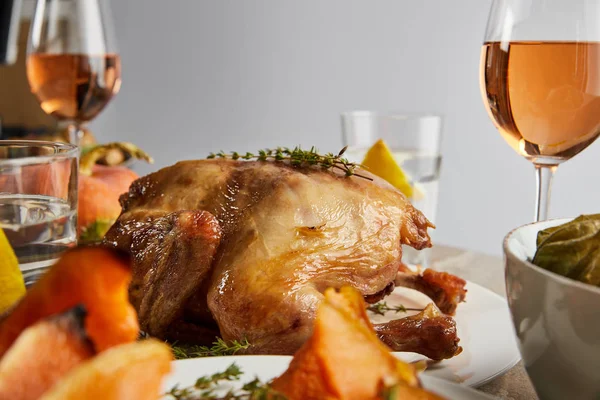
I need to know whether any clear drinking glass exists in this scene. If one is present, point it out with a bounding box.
[341,112,443,267]
[26,0,121,146]
[481,0,600,221]
[0,141,78,285]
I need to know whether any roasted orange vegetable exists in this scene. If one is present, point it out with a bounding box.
[0,306,94,400]
[271,286,441,400]
[78,143,152,242]
[39,339,172,400]
[0,246,139,358]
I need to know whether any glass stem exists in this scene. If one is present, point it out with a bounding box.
[534,164,557,222]
[67,123,84,147]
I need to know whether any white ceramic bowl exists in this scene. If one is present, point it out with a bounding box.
[504,218,600,400]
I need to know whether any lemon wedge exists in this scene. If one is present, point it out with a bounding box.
[0,228,25,313]
[361,139,414,198]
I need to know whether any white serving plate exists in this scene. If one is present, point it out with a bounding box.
[163,279,519,389]
[163,355,496,399]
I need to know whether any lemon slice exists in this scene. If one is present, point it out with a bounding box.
[361,139,414,198]
[0,228,25,313]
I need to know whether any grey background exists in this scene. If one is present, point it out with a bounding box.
[85,0,600,256]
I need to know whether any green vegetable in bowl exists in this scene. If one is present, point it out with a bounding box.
[532,214,600,287]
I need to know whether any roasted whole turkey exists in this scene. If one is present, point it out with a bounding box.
[104,159,465,360]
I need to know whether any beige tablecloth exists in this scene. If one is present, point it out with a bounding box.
[429,245,539,400]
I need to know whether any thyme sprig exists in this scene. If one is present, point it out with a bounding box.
[380,384,402,400]
[165,363,287,400]
[171,338,251,360]
[207,146,372,181]
[367,302,423,316]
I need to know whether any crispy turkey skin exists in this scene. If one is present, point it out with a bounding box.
[103,159,459,358]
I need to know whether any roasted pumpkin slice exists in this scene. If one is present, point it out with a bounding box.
[0,306,94,400]
[0,246,139,358]
[39,339,172,400]
[271,286,442,400]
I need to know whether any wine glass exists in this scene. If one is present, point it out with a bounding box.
[26,0,121,146]
[480,0,600,221]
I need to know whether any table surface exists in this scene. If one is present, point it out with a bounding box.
[429,245,539,400]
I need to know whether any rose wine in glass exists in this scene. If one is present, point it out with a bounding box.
[27,54,120,123]
[480,0,600,221]
[26,0,120,146]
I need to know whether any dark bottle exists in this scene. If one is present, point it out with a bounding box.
[0,0,22,65]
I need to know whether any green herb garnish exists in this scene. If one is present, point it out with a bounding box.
[380,384,400,400]
[78,220,114,244]
[165,362,286,400]
[171,337,251,360]
[207,146,372,181]
[367,301,423,316]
